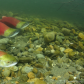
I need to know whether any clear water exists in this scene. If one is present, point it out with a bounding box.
[0,0,84,26]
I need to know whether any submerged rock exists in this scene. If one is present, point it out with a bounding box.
[62,28,70,35]
[34,79,47,84]
[56,34,65,43]
[19,57,34,63]
[1,68,11,77]
[0,38,9,44]
[36,54,45,59]
[21,66,33,74]
[9,66,18,71]
[44,32,56,43]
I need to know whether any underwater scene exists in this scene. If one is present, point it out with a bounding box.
[0,0,84,84]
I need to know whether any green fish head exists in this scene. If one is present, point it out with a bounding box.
[0,53,18,67]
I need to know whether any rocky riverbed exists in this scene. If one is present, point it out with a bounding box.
[0,11,84,84]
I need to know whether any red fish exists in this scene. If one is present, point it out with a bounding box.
[0,51,18,67]
[0,17,20,28]
[0,17,29,37]
[0,17,29,29]
[0,22,19,37]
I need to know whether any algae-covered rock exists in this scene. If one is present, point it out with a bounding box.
[54,50,60,56]
[53,45,60,50]
[2,68,11,77]
[62,28,71,35]
[78,33,84,40]
[57,57,63,63]
[0,44,6,50]
[68,75,74,81]
[36,54,45,59]
[41,28,46,33]
[32,68,38,74]
[60,47,65,52]
[68,51,76,59]
[18,74,28,82]
[75,58,84,66]
[9,66,18,71]
[56,35,62,43]
[64,48,73,53]
[34,63,43,68]
[19,57,34,63]
[63,72,69,79]
[79,72,84,79]
[21,66,33,74]
[27,78,47,84]
[27,72,35,79]
[44,32,56,43]
[0,38,9,44]
[38,58,47,67]
[34,79,47,84]
[56,34,65,43]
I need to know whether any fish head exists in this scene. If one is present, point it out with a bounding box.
[0,51,18,67]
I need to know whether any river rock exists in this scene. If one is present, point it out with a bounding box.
[1,68,11,77]
[44,32,56,43]
[21,66,33,74]
[9,66,18,71]
[62,28,70,35]
[0,38,9,44]
[36,54,45,59]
